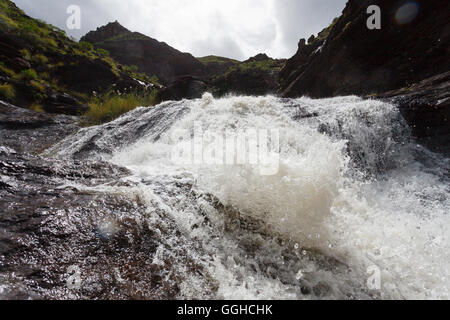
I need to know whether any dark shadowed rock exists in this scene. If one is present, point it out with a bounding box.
[158,76,209,101]
[373,71,450,150]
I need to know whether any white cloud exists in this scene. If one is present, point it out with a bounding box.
[13,0,347,60]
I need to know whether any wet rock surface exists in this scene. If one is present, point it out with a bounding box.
[0,97,377,300]
[81,22,206,85]
[0,100,80,154]
[0,100,215,300]
[0,134,210,300]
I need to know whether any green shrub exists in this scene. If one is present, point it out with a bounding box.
[16,68,38,81]
[32,53,49,65]
[150,75,161,85]
[0,83,16,99]
[79,41,94,51]
[42,38,58,48]
[84,91,158,126]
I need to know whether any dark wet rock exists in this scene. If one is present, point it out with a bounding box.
[0,148,213,299]
[373,71,450,153]
[0,100,79,154]
[158,76,209,101]
[81,22,206,85]
[280,0,450,98]
[47,101,189,161]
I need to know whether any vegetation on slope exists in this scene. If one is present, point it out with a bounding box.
[83,90,158,126]
[211,54,286,96]
[0,0,159,123]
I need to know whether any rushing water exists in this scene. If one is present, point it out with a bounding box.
[36,94,449,299]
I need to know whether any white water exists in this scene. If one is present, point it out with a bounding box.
[50,94,450,300]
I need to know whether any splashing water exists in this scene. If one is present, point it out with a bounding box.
[47,93,450,300]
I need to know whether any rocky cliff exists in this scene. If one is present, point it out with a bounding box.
[81,22,206,85]
[280,0,450,98]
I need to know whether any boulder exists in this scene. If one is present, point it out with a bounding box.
[158,76,208,101]
[373,71,450,142]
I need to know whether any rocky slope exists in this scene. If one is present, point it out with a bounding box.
[0,0,155,115]
[373,71,449,151]
[280,0,450,98]
[81,22,206,85]
[279,0,449,139]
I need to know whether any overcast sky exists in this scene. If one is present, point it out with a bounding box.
[14,0,347,60]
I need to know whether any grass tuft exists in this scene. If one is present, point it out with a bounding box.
[15,68,38,81]
[0,83,16,99]
[83,91,158,126]
[32,54,49,65]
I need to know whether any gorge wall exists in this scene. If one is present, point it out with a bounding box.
[279,0,450,98]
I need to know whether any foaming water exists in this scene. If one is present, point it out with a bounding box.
[49,93,450,299]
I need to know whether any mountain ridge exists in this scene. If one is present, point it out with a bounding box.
[80,21,206,85]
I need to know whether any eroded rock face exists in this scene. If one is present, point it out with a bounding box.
[280,0,450,98]
[158,76,209,101]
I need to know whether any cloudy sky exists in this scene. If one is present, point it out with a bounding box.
[14,0,347,60]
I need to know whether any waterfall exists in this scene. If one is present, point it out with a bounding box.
[42,93,450,299]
